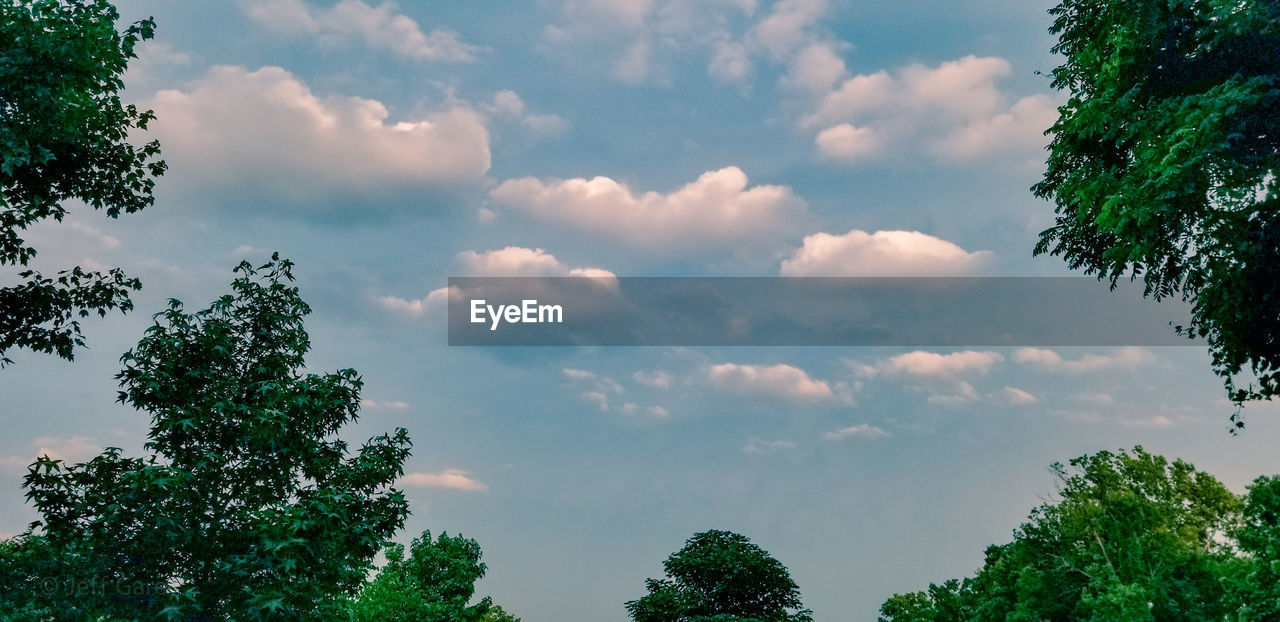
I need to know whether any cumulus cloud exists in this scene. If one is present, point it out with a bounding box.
[780,229,990,276]
[743,438,797,454]
[824,423,889,441]
[485,90,569,137]
[1013,347,1155,373]
[707,363,850,405]
[243,0,480,62]
[490,167,806,252]
[633,370,673,389]
[399,469,488,492]
[148,66,490,200]
[801,55,1057,164]
[378,247,612,318]
[752,0,827,59]
[859,351,1004,378]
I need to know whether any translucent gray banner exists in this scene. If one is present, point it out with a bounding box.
[446,277,1200,346]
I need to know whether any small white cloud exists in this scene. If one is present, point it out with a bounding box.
[485,90,569,137]
[825,424,889,441]
[814,124,881,162]
[580,390,610,411]
[707,362,848,405]
[399,469,488,492]
[996,386,1038,406]
[648,405,670,417]
[1013,347,1155,373]
[633,370,672,389]
[781,229,990,276]
[743,438,797,454]
[489,167,806,253]
[867,351,1004,378]
[361,400,410,410]
[243,0,481,62]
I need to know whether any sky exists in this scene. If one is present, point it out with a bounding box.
[4,1,1280,620]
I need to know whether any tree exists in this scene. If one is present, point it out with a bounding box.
[1,0,165,366]
[14,255,411,619]
[481,604,522,622]
[1033,0,1280,419]
[626,530,814,622]
[353,530,506,621]
[880,447,1244,621]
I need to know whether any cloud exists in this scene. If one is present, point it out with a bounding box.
[862,351,1004,378]
[814,124,881,163]
[633,370,672,389]
[781,229,990,276]
[490,167,806,252]
[801,55,1057,164]
[545,0,756,84]
[485,90,569,137]
[824,424,889,441]
[378,247,612,317]
[243,0,480,62]
[1,436,103,473]
[147,66,490,201]
[399,469,488,492]
[752,0,827,59]
[361,400,410,410]
[995,386,1038,406]
[1013,347,1155,373]
[743,438,796,454]
[707,363,849,405]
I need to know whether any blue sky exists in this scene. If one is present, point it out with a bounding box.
[5,1,1280,620]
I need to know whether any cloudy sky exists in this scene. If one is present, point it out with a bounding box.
[5,1,1280,620]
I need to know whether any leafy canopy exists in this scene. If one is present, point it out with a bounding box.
[353,530,512,622]
[10,255,411,620]
[1033,0,1280,419]
[878,446,1280,621]
[627,529,814,622]
[0,0,165,365]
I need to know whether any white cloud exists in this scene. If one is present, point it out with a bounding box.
[1013,347,1155,373]
[633,370,673,389]
[743,438,796,454]
[784,42,847,95]
[752,0,827,59]
[814,124,881,163]
[996,386,1038,406]
[649,405,670,417]
[801,55,1057,164]
[864,351,1004,378]
[243,0,480,62]
[933,94,1058,161]
[378,247,612,318]
[824,424,889,441]
[399,469,488,492]
[490,167,806,252]
[361,400,410,410]
[708,40,752,84]
[781,229,990,276]
[707,363,849,405]
[545,0,755,84]
[580,390,611,411]
[148,66,490,198]
[485,90,569,137]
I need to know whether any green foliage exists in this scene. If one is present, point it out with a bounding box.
[0,0,165,365]
[1033,0,1280,418]
[9,255,411,620]
[627,530,814,622]
[352,530,501,622]
[480,604,522,622]
[880,447,1253,621]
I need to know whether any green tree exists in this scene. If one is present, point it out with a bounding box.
[881,447,1244,621]
[627,530,814,622]
[12,255,411,620]
[1,0,165,366]
[1033,0,1280,418]
[353,530,500,622]
[481,604,522,622]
